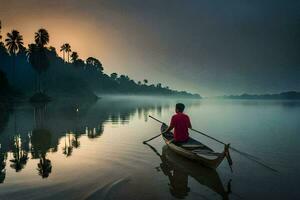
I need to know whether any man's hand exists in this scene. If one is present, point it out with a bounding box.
[162,124,173,134]
[166,139,174,144]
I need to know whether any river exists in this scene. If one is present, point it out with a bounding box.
[0,96,299,199]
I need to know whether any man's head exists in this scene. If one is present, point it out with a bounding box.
[175,103,185,113]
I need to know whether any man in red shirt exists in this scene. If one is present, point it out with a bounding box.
[163,103,191,143]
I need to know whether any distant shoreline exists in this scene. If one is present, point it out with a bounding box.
[212,91,300,100]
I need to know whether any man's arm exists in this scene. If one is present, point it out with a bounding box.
[162,124,174,134]
[162,116,175,134]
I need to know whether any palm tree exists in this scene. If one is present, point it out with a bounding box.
[35,28,49,47]
[60,44,66,62]
[26,29,50,94]
[64,43,71,63]
[143,79,148,85]
[27,43,49,93]
[5,30,24,85]
[70,51,79,63]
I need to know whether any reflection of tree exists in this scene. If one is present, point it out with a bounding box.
[156,105,162,116]
[9,135,28,172]
[110,114,119,124]
[0,149,7,184]
[119,113,129,124]
[71,109,81,149]
[31,102,53,178]
[0,102,11,135]
[31,129,51,158]
[62,134,73,157]
[71,132,81,149]
[31,128,52,178]
[37,153,52,178]
[86,126,103,139]
[33,102,47,128]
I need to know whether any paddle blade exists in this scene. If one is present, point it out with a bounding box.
[225,144,233,172]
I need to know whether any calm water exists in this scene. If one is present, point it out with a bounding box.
[0,96,299,200]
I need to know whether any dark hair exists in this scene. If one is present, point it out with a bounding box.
[176,103,185,112]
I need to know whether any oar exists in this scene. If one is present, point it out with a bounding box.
[142,115,168,144]
[190,128,259,160]
[148,115,279,173]
[142,115,167,144]
[143,133,161,144]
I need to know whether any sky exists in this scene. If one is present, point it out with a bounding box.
[0,0,299,96]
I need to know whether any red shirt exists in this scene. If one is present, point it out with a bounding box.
[170,113,191,142]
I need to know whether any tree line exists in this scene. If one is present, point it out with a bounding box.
[0,26,201,100]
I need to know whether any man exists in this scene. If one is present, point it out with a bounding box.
[163,103,191,143]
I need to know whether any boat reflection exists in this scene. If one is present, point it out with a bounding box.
[146,143,231,199]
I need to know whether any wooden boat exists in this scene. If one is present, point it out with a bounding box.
[160,145,230,199]
[161,124,231,169]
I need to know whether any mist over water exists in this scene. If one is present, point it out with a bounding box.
[0,96,299,199]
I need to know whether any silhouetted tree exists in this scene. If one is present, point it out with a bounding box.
[118,75,130,83]
[86,57,103,72]
[110,72,118,80]
[74,58,85,68]
[25,29,50,94]
[5,30,24,84]
[26,44,49,93]
[71,51,79,63]
[35,28,49,47]
[60,44,66,62]
[64,43,71,63]
[48,46,57,57]
[0,70,9,93]
[0,42,8,57]
[2,24,200,99]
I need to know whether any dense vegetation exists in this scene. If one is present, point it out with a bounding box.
[220,91,300,100]
[0,69,13,135]
[0,69,11,97]
[0,27,200,101]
